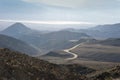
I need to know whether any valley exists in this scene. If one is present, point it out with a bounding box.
[1,0,120,79]
[0,22,120,80]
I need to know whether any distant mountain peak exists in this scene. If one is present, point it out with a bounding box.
[1,22,32,37]
[6,22,30,30]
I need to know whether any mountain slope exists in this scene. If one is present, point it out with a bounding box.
[33,30,90,51]
[0,34,40,56]
[96,38,120,46]
[0,48,93,80]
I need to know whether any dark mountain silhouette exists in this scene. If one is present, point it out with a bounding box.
[0,34,40,56]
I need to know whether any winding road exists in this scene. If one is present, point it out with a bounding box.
[63,43,82,60]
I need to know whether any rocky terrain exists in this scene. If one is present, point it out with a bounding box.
[0,48,96,80]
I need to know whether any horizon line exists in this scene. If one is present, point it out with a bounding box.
[0,19,95,25]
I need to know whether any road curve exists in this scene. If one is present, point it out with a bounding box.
[63,43,81,60]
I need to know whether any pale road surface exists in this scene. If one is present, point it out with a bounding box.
[63,43,83,60]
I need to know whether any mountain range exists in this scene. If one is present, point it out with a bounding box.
[65,23,120,39]
[1,22,120,55]
[0,22,120,79]
[0,23,90,53]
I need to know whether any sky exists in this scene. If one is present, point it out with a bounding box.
[0,0,120,29]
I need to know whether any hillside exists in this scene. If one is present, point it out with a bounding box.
[0,48,97,80]
[71,44,120,62]
[91,66,120,80]
[95,38,120,46]
[0,34,40,56]
[1,48,120,80]
[69,38,120,62]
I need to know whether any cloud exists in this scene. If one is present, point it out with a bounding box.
[22,0,120,9]
[22,0,86,8]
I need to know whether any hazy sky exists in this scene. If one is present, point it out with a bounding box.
[0,0,120,25]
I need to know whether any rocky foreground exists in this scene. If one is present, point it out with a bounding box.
[0,48,93,80]
[0,48,120,80]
